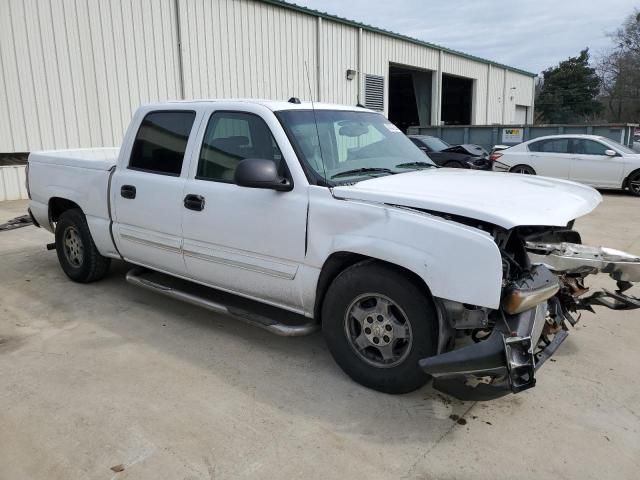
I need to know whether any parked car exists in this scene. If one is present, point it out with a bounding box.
[408,135,491,170]
[491,134,640,196]
[27,100,640,401]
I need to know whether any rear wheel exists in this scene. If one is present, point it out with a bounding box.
[627,171,640,197]
[322,261,437,394]
[55,208,111,283]
[509,164,536,175]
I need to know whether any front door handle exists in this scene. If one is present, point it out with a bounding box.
[121,185,136,199]
[184,194,205,211]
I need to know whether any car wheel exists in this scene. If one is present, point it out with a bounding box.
[509,164,536,175]
[444,160,465,169]
[322,261,438,394]
[55,208,111,283]
[627,171,640,197]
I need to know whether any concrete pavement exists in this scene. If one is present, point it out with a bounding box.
[1,195,639,479]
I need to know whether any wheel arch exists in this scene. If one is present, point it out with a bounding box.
[313,251,435,324]
[623,168,640,189]
[49,197,82,225]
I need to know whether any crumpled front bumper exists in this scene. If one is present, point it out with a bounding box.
[419,302,557,401]
[420,241,640,401]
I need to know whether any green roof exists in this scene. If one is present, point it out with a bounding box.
[258,0,537,77]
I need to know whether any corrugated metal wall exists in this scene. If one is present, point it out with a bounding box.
[0,0,181,153]
[179,0,318,100]
[0,166,27,201]
[0,0,535,155]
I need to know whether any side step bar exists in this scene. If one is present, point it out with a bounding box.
[125,268,319,337]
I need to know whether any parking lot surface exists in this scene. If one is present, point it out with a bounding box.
[1,195,639,479]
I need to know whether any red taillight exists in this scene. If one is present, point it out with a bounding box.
[489,152,503,162]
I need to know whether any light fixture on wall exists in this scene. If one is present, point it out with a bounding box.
[346,69,356,81]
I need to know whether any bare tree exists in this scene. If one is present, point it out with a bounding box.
[597,10,640,122]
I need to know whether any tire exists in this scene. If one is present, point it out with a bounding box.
[55,208,111,283]
[509,164,536,175]
[444,160,465,169]
[322,261,438,394]
[626,170,640,197]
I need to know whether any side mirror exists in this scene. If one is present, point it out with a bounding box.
[605,149,617,157]
[234,158,293,192]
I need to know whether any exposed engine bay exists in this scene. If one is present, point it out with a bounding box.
[420,221,640,401]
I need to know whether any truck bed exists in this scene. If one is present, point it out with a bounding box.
[29,148,119,171]
[28,148,120,258]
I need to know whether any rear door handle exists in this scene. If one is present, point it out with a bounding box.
[184,194,205,211]
[121,185,136,199]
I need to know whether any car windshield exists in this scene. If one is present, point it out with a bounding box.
[277,110,435,182]
[601,137,636,155]
[419,136,450,152]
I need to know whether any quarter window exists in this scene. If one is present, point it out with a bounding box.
[197,112,283,182]
[528,138,569,154]
[572,139,609,156]
[129,111,196,175]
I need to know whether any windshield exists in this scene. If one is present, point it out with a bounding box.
[420,136,450,152]
[601,137,637,155]
[277,110,435,183]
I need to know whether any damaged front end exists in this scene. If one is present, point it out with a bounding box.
[420,226,640,401]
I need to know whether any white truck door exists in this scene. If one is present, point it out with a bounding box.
[111,109,199,275]
[181,109,308,312]
[569,139,625,187]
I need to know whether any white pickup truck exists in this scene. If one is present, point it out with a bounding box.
[27,99,640,401]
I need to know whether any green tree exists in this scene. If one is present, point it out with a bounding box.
[536,49,602,123]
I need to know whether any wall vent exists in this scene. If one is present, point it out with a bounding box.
[364,74,385,111]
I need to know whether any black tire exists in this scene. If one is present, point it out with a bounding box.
[626,170,640,197]
[55,208,111,283]
[322,261,438,394]
[444,160,465,169]
[509,164,536,175]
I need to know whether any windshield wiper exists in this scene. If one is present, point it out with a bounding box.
[331,167,395,179]
[395,161,437,169]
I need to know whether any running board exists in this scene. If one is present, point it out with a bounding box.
[125,268,319,337]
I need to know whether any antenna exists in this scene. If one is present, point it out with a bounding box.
[304,61,328,184]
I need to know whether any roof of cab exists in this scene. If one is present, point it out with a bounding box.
[160,98,374,113]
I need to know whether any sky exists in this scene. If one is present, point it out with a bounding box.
[293,0,638,74]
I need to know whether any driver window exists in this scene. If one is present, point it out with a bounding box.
[573,139,609,156]
[197,112,283,183]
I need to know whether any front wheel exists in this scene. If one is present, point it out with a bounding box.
[322,261,438,394]
[509,164,536,175]
[627,171,640,196]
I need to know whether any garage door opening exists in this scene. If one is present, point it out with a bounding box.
[441,74,473,125]
[388,65,432,133]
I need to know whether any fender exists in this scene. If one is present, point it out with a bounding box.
[305,187,504,309]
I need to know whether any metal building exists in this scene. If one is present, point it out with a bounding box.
[0,0,536,154]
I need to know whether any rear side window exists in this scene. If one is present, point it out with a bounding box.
[196,111,283,182]
[528,138,569,154]
[129,111,196,175]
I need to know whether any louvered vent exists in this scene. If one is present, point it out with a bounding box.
[364,74,384,111]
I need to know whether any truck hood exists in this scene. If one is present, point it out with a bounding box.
[332,169,602,229]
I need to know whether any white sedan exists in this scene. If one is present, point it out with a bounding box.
[491,134,640,196]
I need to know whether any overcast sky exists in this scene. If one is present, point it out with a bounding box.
[293,0,638,74]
